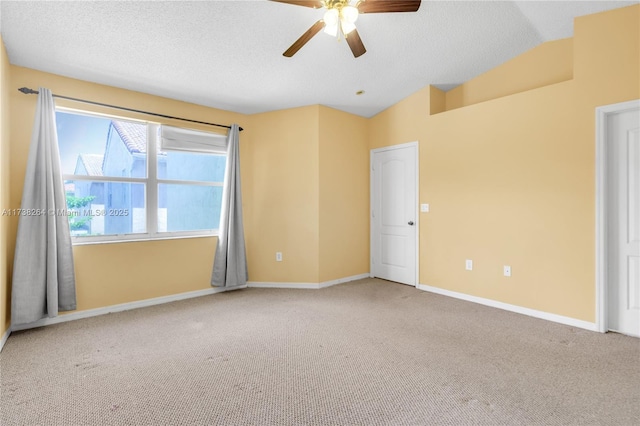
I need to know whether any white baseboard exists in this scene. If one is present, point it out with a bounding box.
[248,282,319,289]
[10,284,247,332]
[320,273,370,288]
[0,327,10,352]
[248,273,370,290]
[6,274,369,338]
[417,284,598,332]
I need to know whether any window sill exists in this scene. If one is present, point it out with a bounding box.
[71,232,218,246]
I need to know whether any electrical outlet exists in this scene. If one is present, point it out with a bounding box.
[503,265,511,277]
[276,252,283,262]
[465,259,473,271]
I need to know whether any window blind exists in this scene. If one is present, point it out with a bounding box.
[160,125,227,153]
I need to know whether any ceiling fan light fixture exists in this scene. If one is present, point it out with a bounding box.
[341,5,359,24]
[323,2,359,37]
[323,8,340,36]
[341,20,356,35]
[324,23,339,37]
[323,8,339,27]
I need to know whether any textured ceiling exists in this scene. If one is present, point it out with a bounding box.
[1,0,637,118]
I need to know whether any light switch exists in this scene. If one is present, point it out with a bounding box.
[420,203,430,213]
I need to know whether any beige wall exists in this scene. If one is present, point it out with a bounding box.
[369,85,430,149]
[370,4,639,322]
[429,86,446,115]
[318,106,369,282]
[422,81,595,319]
[247,106,321,283]
[1,36,11,336]
[247,105,369,284]
[445,38,574,111]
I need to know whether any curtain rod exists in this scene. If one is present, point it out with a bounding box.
[18,87,243,132]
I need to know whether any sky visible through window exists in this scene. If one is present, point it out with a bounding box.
[56,112,112,174]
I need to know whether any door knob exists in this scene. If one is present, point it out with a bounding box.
[408,221,414,226]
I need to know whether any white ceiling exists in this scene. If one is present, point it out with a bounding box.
[1,0,637,118]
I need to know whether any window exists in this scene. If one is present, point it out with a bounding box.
[56,109,226,243]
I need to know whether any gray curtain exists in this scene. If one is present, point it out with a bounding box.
[11,88,76,326]
[211,124,248,287]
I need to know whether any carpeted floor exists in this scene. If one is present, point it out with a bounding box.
[1,278,639,425]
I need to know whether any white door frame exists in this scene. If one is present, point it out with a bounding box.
[595,99,640,333]
[370,141,420,286]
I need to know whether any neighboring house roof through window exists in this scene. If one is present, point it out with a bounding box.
[111,120,147,153]
[78,153,104,176]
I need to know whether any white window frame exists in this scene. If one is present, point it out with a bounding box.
[57,107,226,245]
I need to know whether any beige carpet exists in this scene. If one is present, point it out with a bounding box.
[1,278,639,425]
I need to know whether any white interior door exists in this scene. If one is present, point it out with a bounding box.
[607,107,640,337]
[371,143,417,286]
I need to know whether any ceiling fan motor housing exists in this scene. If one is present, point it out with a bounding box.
[324,0,352,10]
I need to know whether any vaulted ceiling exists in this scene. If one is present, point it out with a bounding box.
[1,0,637,117]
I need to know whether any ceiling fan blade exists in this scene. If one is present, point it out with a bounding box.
[270,0,324,9]
[357,0,421,14]
[346,29,366,58]
[283,20,325,57]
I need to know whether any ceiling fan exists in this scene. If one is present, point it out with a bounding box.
[271,0,422,58]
